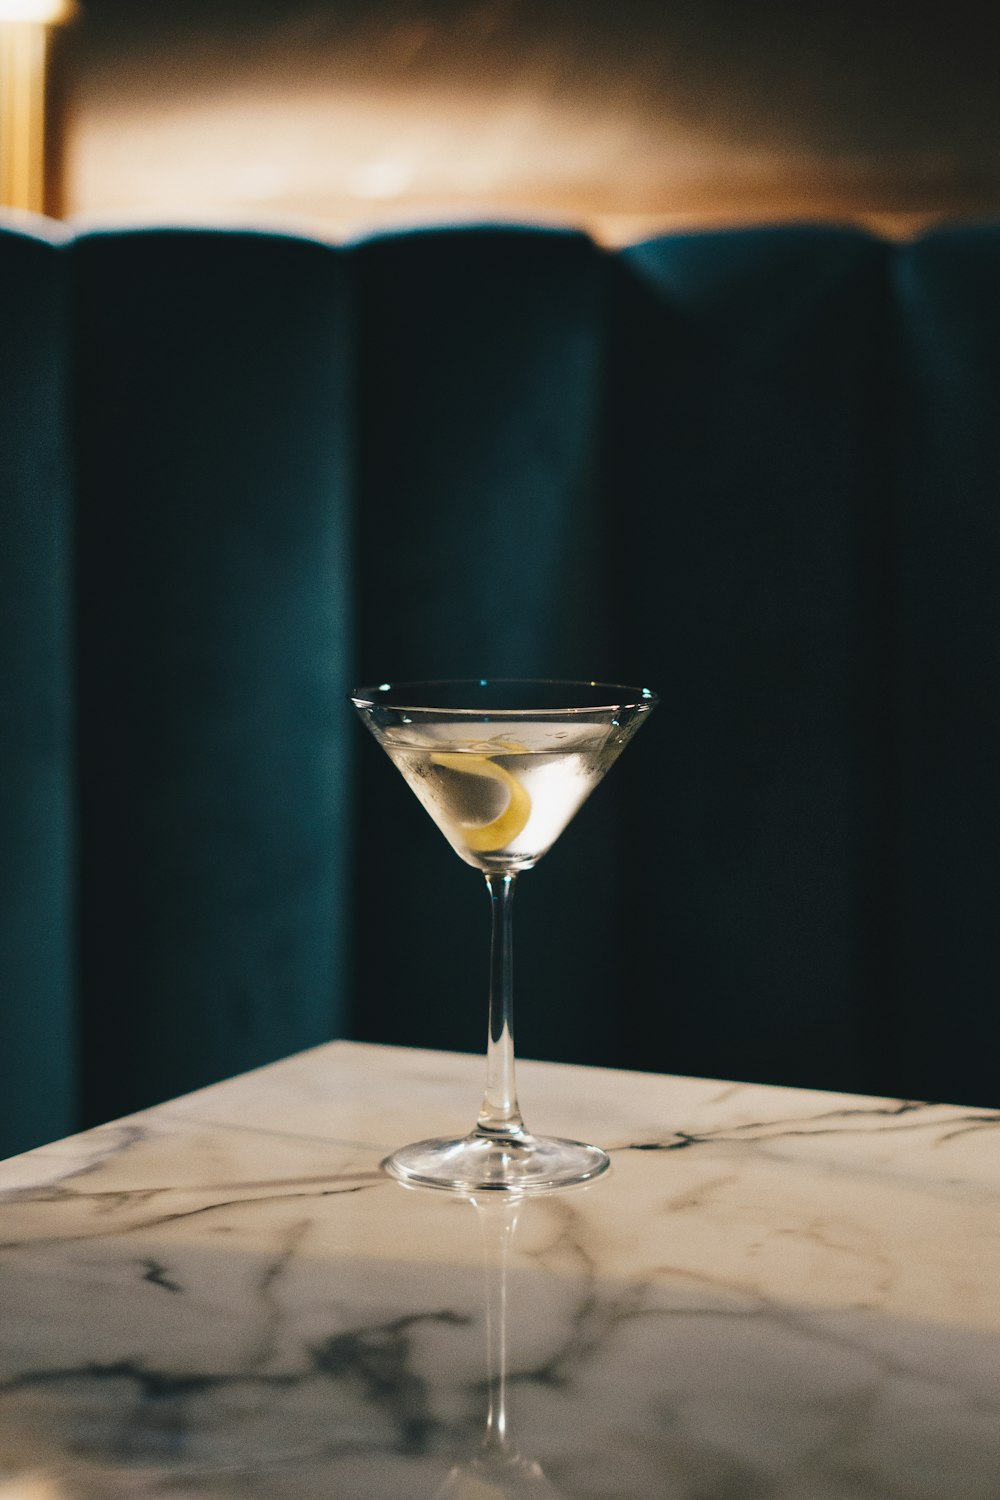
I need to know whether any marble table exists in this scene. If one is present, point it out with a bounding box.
[0,1042,997,1499]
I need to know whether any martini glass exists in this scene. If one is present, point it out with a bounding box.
[350,679,657,1194]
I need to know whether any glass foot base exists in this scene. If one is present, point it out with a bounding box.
[382,1130,610,1195]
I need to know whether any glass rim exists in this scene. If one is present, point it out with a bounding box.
[349,677,658,715]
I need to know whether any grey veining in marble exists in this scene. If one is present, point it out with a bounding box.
[0,1042,997,1498]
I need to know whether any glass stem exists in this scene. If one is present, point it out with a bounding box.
[477,872,526,1140]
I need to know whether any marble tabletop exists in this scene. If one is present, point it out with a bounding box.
[0,1041,997,1500]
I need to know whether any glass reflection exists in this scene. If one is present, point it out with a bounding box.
[435,1196,564,1500]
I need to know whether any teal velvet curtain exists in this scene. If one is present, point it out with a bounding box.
[605,228,894,1096]
[349,228,623,1068]
[891,228,1000,1108]
[2,218,1000,1161]
[72,230,356,1125]
[0,222,75,1155]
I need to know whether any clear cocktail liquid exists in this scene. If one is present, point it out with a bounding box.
[382,720,616,871]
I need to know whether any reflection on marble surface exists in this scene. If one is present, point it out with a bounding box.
[0,1042,998,1497]
[434,1198,564,1499]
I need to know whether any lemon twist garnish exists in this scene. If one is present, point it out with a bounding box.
[430,752,531,852]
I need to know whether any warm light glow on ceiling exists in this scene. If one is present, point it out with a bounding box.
[0,0,71,22]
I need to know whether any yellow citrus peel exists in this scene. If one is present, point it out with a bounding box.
[430,752,531,852]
